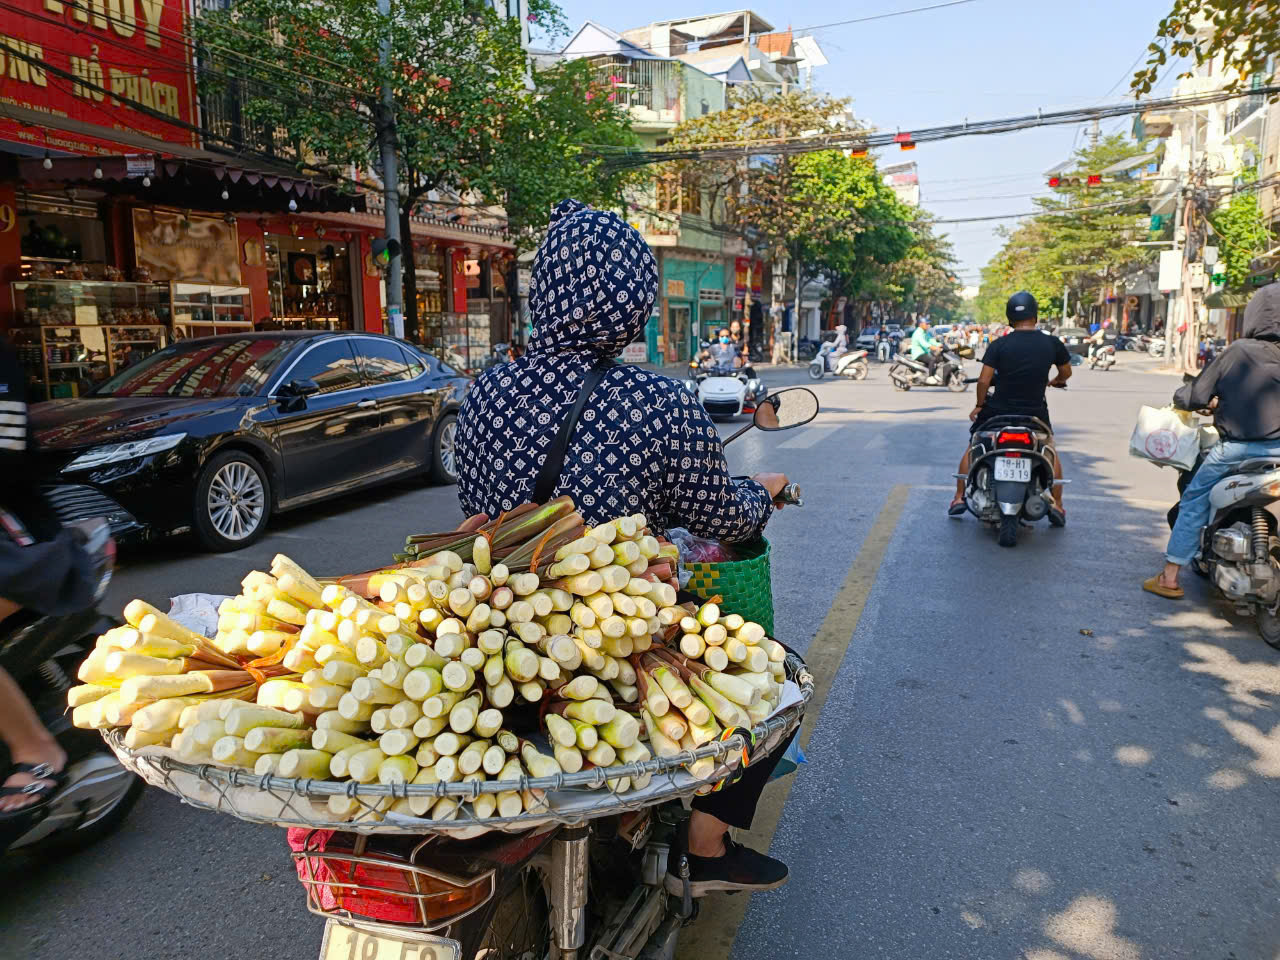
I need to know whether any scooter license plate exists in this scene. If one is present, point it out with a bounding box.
[319,920,461,960]
[994,457,1032,482]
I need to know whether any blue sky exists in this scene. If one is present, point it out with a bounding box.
[545,0,1180,288]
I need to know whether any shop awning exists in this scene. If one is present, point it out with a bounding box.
[2,100,362,215]
[1205,290,1252,309]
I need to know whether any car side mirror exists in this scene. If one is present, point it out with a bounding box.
[281,378,321,398]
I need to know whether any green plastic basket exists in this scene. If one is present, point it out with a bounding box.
[683,537,774,635]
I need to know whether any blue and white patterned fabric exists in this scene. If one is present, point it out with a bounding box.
[456,199,772,541]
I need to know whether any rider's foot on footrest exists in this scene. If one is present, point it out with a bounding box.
[948,498,967,518]
[1048,505,1066,527]
[664,836,790,897]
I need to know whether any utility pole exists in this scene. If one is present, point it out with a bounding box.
[1164,174,1185,368]
[1061,283,1068,325]
[1088,117,1100,148]
[377,0,404,339]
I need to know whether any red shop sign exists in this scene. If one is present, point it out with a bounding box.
[0,0,198,156]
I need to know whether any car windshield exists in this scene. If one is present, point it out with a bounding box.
[92,337,294,398]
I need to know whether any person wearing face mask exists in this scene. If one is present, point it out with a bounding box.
[704,328,744,370]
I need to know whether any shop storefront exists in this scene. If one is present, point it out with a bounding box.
[1,2,376,398]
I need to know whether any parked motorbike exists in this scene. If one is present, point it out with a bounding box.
[0,515,142,856]
[1163,416,1280,649]
[808,343,869,381]
[960,414,1063,548]
[684,348,767,420]
[286,389,821,960]
[1088,344,1117,370]
[889,345,973,392]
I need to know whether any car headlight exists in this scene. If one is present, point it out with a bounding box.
[747,378,762,393]
[62,433,187,473]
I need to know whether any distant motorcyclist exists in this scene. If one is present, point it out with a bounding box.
[831,324,849,355]
[1145,282,1280,600]
[702,329,744,370]
[910,319,942,380]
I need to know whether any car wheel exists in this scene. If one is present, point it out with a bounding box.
[193,449,272,551]
[431,412,458,485]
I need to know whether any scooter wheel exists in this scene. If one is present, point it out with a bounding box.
[1259,608,1280,650]
[947,372,967,392]
[891,377,909,391]
[997,514,1018,548]
[850,361,868,381]
[808,364,824,380]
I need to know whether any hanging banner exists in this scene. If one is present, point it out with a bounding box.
[734,257,750,297]
[133,209,241,284]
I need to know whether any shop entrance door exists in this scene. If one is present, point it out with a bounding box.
[667,304,691,363]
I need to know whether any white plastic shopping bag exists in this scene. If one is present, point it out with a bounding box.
[1129,405,1200,470]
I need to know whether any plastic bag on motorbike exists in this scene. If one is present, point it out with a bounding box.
[1129,405,1200,471]
[666,527,737,587]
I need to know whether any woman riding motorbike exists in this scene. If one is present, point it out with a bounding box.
[455,199,795,896]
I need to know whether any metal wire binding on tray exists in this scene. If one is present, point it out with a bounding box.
[106,657,813,836]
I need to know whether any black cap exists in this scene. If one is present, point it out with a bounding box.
[1006,291,1038,322]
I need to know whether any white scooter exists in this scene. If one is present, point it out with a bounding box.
[1088,344,1116,370]
[684,347,767,421]
[808,343,869,381]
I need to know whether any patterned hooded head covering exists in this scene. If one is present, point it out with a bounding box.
[527,199,658,357]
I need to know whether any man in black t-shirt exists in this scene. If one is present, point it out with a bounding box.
[949,292,1072,523]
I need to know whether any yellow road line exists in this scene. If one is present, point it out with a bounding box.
[676,483,911,960]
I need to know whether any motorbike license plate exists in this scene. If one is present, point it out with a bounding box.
[319,920,461,960]
[994,457,1032,482]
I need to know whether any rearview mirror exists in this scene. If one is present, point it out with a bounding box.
[755,387,819,431]
[281,378,321,398]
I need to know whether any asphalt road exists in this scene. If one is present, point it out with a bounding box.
[3,352,1278,960]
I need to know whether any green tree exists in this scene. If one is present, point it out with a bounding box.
[976,135,1155,325]
[1210,172,1274,289]
[194,0,634,331]
[788,150,916,304]
[1133,1,1278,94]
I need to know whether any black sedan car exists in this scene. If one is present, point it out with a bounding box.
[31,331,470,551]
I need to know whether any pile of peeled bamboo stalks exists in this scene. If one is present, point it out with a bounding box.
[75,503,787,822]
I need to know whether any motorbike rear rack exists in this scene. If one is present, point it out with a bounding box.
[105,656,812,837]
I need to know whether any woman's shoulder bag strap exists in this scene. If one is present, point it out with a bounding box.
[532,358,613,504]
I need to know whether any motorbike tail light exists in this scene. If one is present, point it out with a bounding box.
[291,832,495,929]
[996,430,1033,447]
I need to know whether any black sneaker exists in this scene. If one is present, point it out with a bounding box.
[1048,504,1066,528]
[664,835,790,897]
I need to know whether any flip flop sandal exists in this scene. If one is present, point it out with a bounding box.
[1142,576,1184,600]
[0,761,68,821]
[947,499,967,518]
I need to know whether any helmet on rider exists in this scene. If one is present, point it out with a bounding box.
[1006,291,1038,323]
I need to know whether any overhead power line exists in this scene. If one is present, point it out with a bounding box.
[593,84,1280,170]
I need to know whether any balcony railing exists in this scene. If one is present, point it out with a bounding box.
[1227,93,1266,134]
[591,58,683,124]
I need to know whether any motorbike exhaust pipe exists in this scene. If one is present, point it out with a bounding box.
[551,825,590,957]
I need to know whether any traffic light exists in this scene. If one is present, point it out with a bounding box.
[1048,176,1061,188]
[1087,174,1102,187]
[371,237,402,267]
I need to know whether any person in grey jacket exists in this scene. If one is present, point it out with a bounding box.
[0,341,102,814]
[1145,283,1280,599]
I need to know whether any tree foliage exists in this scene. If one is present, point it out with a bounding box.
[1210,170,1273,290]
[977,135,1156,324]
[194,0,635,248]
[661,87,945,313]
[1133,1,1278,94]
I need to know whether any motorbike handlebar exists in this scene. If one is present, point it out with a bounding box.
[775,482,804,507]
